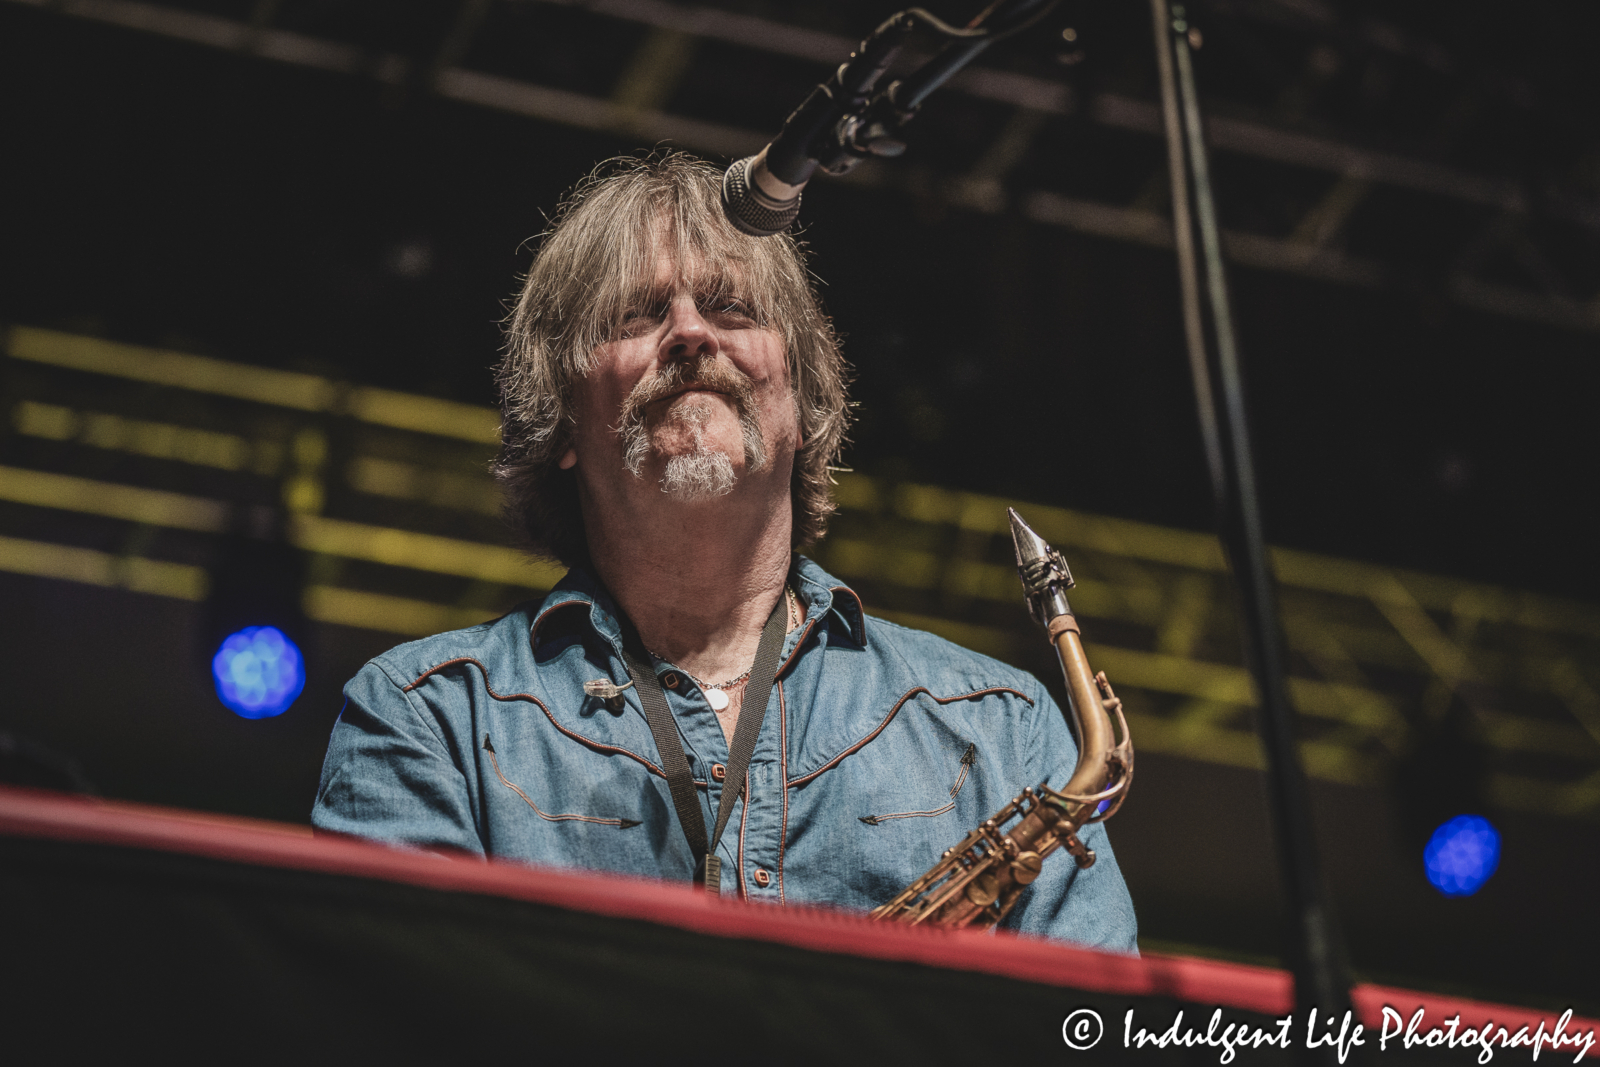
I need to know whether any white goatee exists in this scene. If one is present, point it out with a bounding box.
[618,367,769,499]
[660,406,738,499]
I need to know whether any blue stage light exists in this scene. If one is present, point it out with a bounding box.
[1423,814,1500,896]
[212,626,304,719]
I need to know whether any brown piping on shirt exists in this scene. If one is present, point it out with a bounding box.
[404,657,708,790]
[776,678,789,905]
[784,687,1031,789]
[526,598,591,649]
[482,734,640,828]
[827,585,867,645]
[736,770,749,899]
[774,617,817,679]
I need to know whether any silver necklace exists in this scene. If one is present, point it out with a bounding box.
[646,586,800,712]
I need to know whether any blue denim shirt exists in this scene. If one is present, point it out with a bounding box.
[313,556,1137,952]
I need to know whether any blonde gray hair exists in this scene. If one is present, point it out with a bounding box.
[493,152,851,566]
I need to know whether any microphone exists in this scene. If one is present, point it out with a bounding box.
[721,148,811,239]
[722,13,915,237]
[722,1,1060,238]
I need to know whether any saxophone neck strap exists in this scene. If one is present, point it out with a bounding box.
[619,588,789,892]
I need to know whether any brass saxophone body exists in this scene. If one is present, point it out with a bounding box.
[870,509,1134,928]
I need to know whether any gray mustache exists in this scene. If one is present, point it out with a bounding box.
[618,358,758,423]
[617,358,768,482]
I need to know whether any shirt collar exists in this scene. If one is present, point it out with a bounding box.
[527,566,624,652]
[528,555,866,653]
[793,554,865,647]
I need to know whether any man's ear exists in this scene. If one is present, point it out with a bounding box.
[558,446,577,470]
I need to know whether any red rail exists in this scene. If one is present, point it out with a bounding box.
[1,783,1590,1047]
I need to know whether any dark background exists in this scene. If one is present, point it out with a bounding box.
[6,0,1599,599]
[3,0,1597,1016]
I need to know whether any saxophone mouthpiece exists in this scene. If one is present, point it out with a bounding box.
[1007,508,1049,571]
[1008,508,1074,629]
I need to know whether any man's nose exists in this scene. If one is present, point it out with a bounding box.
[660,295,718,363]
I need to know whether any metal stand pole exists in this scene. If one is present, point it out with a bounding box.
[1147,0,1352,1028]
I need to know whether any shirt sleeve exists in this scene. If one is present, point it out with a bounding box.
[1004,677,1139,954]
[311,660,485,856]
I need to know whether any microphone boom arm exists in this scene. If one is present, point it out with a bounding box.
[723,0,1059,236]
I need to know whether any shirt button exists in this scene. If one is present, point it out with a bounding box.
[711,763,727,782]
[752,868,771,888]
[661,671,681,690]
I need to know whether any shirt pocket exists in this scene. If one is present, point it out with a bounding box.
[478,729,694,876]
[857,742,976,825]
[484,732,642,829]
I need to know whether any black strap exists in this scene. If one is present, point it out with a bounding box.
[712,598,787,851]
[619,590,789,890]
[620,630,708,870]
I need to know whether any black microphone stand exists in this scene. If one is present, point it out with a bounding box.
[1146,0,1353,1041]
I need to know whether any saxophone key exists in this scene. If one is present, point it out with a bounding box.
[965,870,1001,907]
[1009,850,1044,885]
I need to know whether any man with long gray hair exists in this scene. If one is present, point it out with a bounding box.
[313,152,1136,951]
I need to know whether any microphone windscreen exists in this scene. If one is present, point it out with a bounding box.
[722,156,803,238]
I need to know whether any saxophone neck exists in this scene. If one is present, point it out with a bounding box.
[1010,508,1133,816]
[871,508,1135,930]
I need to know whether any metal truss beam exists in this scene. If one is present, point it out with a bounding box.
[8,0,1599,334]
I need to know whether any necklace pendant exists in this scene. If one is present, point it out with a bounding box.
[706,688,731,712]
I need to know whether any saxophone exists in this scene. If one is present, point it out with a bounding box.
[870,508,1134,928]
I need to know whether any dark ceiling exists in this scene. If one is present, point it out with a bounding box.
[4,0,1599,600]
